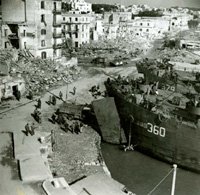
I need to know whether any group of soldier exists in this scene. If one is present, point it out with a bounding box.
[23,87,80,153]
[89,85,102,99]
[32,98,42,123]
[24,122,36,136]
[50,109,83,135]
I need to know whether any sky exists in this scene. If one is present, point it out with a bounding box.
[87,0,200,8]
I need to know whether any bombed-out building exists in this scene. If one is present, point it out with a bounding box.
[62,10,94,47]
[1,0,62,59]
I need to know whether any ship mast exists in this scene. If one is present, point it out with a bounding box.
[171,164,177,195]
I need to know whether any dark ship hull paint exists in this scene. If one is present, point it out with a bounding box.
[105,82,200,173]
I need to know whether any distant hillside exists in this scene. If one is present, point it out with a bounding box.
[132,10,163,18]
[172,6,200,11]
[92,4,118,13]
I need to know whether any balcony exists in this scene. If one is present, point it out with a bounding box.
[53,9,62,14]
[53,22,62,27]
[53,33,62,38]
[8,33,19,40]
[53,43,63,49]
[21,32,35,38]
[63,21,90,24]
[67,28,79,33]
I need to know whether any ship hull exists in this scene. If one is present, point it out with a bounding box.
[105,82,200,172]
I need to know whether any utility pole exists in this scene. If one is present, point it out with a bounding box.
[171,164,177,195]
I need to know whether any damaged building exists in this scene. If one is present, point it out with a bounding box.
[0,63,25,102]
[1,0,62,59]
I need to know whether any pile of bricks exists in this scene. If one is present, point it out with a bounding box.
[0,49,80,96]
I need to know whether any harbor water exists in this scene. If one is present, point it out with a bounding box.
[101,143,200,195]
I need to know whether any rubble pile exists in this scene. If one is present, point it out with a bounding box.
[77,37,151,63]
[154,48,200,64]
[49,126,102,183]
[0,49,80,96]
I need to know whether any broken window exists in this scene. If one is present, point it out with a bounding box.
[24,42,26,49]
[41,29,46,35]
[63,17,65,21]
[41,14,45,22]
[75,32,78,38]
[41,51,47,59]
[75,17,78,21]
[140,23,143,26]
[75,41,78,47]
[41,1,45,9]
[41,40,45,47]
[23,30,26,36]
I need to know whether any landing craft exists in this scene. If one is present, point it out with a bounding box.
[136,59,200,95]
[104,70,200,172]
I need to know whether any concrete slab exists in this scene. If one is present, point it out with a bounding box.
[43,177,77,195]
[14,131,41,160]
[0,132,41,195]
[14,131,51,160]
[19,155,53,183]
[71,173,135,195]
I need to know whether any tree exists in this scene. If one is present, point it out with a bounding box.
[188,20,199,29]
[62,2,71,12]
[92,4,117,13]
[133,10,163,18]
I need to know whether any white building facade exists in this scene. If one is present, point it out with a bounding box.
[70,0,92,13]
[62,11,93,47]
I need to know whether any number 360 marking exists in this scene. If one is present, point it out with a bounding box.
[147,123,166,137]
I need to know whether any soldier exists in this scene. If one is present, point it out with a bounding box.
[55,108,60,115]
[70,122,75,134]
[33,108,41,123]
[16,90,21,101]
[73,86,76,95]
[28,90,33,100]
[51,130,56,152]
[25,123,31,136]
[59,91,63,100]
[48,95,52,104]
[30,122,36,135]
[37,98,41,109]
[52,95,56,105]
[79,122,84,133]
[51,113,57,124]
[63,118,69,133]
